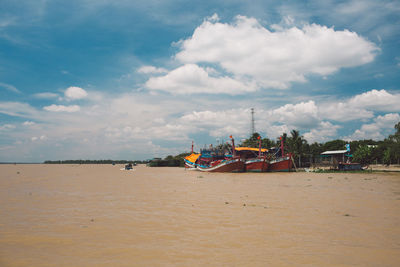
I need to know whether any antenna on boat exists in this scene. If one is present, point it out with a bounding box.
[251,108,255,135]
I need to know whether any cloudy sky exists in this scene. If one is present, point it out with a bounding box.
[1,0,399,162]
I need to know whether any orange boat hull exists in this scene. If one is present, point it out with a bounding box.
[245,158,269,172]
[268,155,293,172]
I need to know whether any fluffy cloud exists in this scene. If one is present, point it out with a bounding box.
[43,104,80,112]
[145,64,256,94]
[347,113,400,140]
[319,89,400,121]
[269,101,319,128]
[318,102,374,121]
[303,121,341,143]
[348,89,400,112]
[137,66,168,74]
[2,87,399,161]
[180,109,251,137]
[64,86,88,100]
[172,15,379,92]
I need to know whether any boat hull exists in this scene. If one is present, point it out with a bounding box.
[184,160,197,169]
[268,155,293,172]
[245,158,269,172]
[197,158,244,172]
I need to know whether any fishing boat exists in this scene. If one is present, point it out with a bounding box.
[268,136,294,172]
[184,142,201,170]
[190,136,245,172]
[197,157,244,172]
[268,154,293,172]
[235,136,269,172]
[184,153,200,170]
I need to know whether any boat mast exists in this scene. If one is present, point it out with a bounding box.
[230,135,236,157]
[251,108,255,135]
[280,136,284,156]
[258,136,262,157]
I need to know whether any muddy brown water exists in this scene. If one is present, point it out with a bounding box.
[1,164,399,266]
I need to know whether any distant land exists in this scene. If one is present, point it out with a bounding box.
[43,160,149,164]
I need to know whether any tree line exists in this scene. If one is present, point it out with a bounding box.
[242,122,400,167]
[147,153,191,167]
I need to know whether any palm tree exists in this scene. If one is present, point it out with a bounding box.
[289,130,306,167]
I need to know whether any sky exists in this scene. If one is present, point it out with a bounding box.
[0,0,399,162]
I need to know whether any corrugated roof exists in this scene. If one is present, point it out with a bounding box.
[321,150,348,155]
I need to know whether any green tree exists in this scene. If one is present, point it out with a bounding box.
[241,132,261,148]
[383,148,392,165]
[287,130,308,167]
[322,139,346,152]
[240,132,275,149]
[353,145,373,165]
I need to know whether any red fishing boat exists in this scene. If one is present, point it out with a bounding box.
[268,136,294,172]
[268,154,293,172]
[196,136,244,172]
[197,157,244,172]
[236,136,269,172]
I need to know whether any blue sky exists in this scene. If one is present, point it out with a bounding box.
[0,0,399,162]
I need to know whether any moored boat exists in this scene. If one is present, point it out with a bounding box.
[184,153,200,170]
[197,157,244,172]
[267,136,294,172]
[268,154,293,172]
[195,136,244,172]
[244,157,269,172]
[236,136,269,172]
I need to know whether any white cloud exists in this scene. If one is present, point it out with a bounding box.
[319,102,374,121]
[0,124,16,131]
[137,66,168,74]
[33,92,59,99]
[303,121,341,143]
[23,121,35,126]
[180,109,251,137]
[64,86,88,100]
[348,89,400,112]
[0,102,39,118]
[145,64,256,94]
[347,113,400,140]
[30,135,47,142]
[2,85,399,162]
[269,101,319,128]
[172,15,379,92]
[319,89,400,122]
[0,82,21,94]
[264,124,290,140]
[43,104,80,112]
